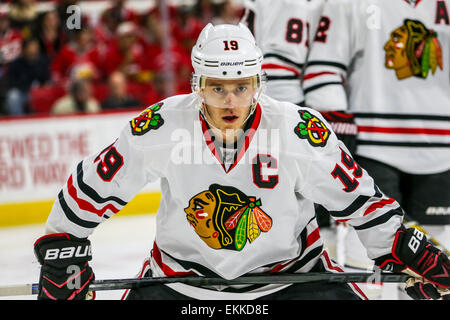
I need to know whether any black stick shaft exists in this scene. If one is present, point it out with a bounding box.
[30,272,409,294]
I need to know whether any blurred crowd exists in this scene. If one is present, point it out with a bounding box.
[0,0,243,116]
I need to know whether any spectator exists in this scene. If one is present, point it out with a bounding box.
[173,5,204,55]
[193,0,218,25]
[141,15,192,94]
[5,37,50,115]
[144,71,189,106]
[211,0,241,25]
[0,11,23,74]
[8,0,38,36]
[101,0,137,25]
[0,11,23,113]
[51,27,102,84]
[101,71,140,110]
[94,10,120,55]
[33,9,66,61]
[101,22,146,82]
[51,78,100,114]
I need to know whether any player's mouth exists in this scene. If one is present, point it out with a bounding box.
[222,115,239,123]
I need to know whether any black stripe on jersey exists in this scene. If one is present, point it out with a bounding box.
[283,245,323,273]
[263,53,304,69]
[354,113,450,121]
[353,208,403,231]
[76,161,128,206]
[303,81,343,95]
[159,247,220,278]
[58,191,105,228]
[156,248,275,294]
[304,60,347,71]
[327,185,383,218]
[357,140,450,148]
[220,246,323,293]
[267,75,300,80]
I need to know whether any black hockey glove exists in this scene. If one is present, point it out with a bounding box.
[375,225,450,300]
[34,233,95,300]
[320,111,357,154]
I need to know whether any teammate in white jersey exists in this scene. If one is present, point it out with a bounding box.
[241,0,361,271]
[303,0,450,272]
[240,0,324,106]
[32,23,450,300]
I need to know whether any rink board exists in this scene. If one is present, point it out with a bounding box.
[0,110,160,227]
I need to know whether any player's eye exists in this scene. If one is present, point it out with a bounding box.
[213,87,224,94]
[236,86,247,93]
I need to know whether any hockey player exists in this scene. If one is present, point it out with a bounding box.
[240,0,357,247]
[303,0,450,275]
[241,0,357,151]
[240,0,324,106]
[33,23,449,300]
[240,0,359,269]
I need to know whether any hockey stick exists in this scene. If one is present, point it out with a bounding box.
[0,272,410,297]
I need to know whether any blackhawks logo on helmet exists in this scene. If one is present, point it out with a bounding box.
[184,184,272,251]
[130,102,164,136]
[294,110,330,147]
[384,19,443,80]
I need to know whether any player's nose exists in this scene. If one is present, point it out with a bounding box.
[223,91,238,107]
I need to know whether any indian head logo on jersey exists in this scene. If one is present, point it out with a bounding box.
[130,102,164,136]
[294,110,330,147]
[184,184,272,251]
[384,19,443,80]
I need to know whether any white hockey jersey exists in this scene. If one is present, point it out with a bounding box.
[303,0,450,174]
[241,0,325,105]
[44,93,403,299]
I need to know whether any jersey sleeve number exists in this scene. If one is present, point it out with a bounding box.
[314,16,331,43]
[331,148,362,192]
[94,144,124,182]
[286,18,310,47]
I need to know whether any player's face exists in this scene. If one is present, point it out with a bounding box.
[201,77,256,133]
[184,191,221,249]
[384,26,409,70]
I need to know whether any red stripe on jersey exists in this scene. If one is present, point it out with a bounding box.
[269,256,299,274]
[199,104,262,174]
[228,104,262,173]
[262,63,301,77]
[121,259,150,300]
[152,242,196,277]
[270,227,321,273]
[358,126,450,135]
[306,227,321,248]
[322,251,369,300]
[363,198,395,216]
[303,71,336,81]
[67,175,120,217]
[34,233,70,246]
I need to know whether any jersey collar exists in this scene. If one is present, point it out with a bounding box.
[403,0,422,7]
[199,104,262,173]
